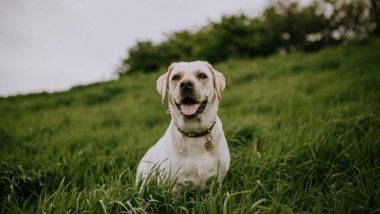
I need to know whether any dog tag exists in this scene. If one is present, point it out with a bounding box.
[204,133,213,151]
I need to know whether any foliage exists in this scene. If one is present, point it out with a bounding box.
[1,38,380,213]
[120,0,379,73]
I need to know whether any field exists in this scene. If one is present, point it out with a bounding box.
[1,38,380,213]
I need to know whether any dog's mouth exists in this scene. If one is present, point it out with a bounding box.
[175,96,208,118]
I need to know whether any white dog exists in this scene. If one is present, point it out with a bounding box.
[136,61,230,193]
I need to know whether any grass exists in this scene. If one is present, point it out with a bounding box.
[1,38,380,213]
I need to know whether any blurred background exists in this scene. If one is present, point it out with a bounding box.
[1,0,378,96]
[0,0,266,96]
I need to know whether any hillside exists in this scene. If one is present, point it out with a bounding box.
[1,38,380,213]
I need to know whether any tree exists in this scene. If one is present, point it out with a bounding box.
[124,41,161,72]
[119,0,375,73]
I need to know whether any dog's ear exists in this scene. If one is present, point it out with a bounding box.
[207,63,226,100]
[156,63,175,103]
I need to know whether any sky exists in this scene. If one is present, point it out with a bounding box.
[0,0,272,96]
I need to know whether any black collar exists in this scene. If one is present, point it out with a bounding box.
[175,121,216,138]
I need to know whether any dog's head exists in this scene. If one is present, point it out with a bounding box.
[156,61,225,127]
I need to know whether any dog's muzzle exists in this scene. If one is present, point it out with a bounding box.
[180,80,194,96]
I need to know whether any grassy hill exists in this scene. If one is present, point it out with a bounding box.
[1,38,380,213]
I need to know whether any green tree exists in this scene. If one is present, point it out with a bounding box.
[119,0,376,73]
[124,41,161,72]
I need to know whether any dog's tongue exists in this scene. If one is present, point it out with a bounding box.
[180,104,199,116]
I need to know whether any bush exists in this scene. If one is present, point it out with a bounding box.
[119,0,379,73]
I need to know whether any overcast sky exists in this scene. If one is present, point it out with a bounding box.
[0,0,274,96]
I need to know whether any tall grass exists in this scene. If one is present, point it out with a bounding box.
[1,38,379,213]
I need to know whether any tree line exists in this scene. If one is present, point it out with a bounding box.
[119,0,380,73]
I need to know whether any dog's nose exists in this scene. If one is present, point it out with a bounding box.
[180,80,194,90]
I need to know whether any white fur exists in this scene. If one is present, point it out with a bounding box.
[136,61,230,193]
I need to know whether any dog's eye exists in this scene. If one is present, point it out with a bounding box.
[197,73,208,79]
[172,74,181,81]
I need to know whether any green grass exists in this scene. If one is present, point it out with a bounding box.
[1,38,380,213]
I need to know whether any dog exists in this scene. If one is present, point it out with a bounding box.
[136,61,230,193]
